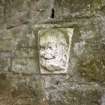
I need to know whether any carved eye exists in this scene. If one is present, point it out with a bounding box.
[49,46,52,49]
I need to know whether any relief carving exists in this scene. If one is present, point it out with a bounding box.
[39,28,73,74]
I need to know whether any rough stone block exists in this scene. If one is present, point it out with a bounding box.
[42,76,102,105]
[0,52,11,73]
[0,39,15,50]
[77,45,105,82]
[0,75,46,105]
[14,48,35,58]
[0,26,35,50]
[0,5,4,24]
[39,28,73,74]
[0,58,10,72]
[11,26,36,48]
[4,0,30,27]
[12,58,39,74]
[30,0,54,23]
[54,0,101,18]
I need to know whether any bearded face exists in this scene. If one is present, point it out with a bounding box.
[39,28,73,74]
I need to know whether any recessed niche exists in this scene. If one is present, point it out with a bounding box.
[38,27,74,74]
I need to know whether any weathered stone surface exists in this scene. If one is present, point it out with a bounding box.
[14,48,35,58]
[4,0,30,27]
[10,25,36,48]
[0,0,105,105]
[39,28,73,74]
[12,58,39,74]
[0,74,47,105]
[0,39,15,50]
[0,4,4,25]
[42,76,102,105]
[54,0,92,19]
[0,52,11,73]
[30,0,54,23]
[77,40,105,82]
[0,58,10,72]
[69,15,105,82]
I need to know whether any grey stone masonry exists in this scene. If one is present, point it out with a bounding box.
[0,0,105,105]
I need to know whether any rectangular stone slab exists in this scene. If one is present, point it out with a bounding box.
[38,27,74,74]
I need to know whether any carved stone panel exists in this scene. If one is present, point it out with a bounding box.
[39,28,74,74]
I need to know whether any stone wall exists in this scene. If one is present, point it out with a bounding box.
[0,0,105,105]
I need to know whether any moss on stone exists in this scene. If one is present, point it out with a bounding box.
[77,39,105,82]
[48,82,102,105]
[0,73,11,93]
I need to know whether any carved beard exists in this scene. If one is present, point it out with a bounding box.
[40,41,68,72]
